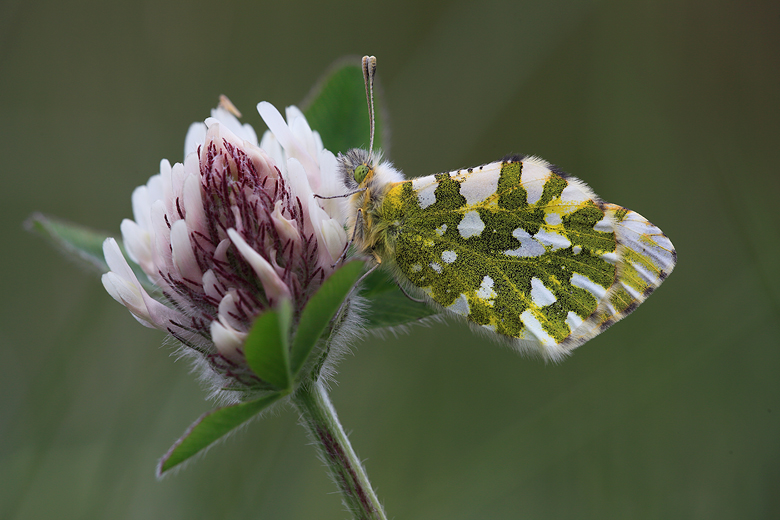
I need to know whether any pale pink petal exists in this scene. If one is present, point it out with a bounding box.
[217,290,245,332]
[286,105,318,161]
[271,200,300,243]
[227,228,291,302]
[102,238,186,330]
[213,238,231,263]
[182,173,207,237]
[150,200,173,278]
[159,159,174,218]
[242,141,279,182]
[257,101,321,190]
[102,271,155,328]
[210,319,246,361]
[120,218,153,275]
[170,220,202,282]
[184,122,207,158]
[145,174,163,205]
[203,118,246,151]
[167,162,187,221]
[259,130,284,172]
[315,148,346,223]
[286,158,347,263]
[209,106,258,145]
[319,218,349,263]
[201,269,223,300]
[104,237,137,281]
[130,184,154,232]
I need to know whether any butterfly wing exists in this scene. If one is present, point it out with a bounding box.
[376,157,676,361]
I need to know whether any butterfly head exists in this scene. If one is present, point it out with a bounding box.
[338,148,379,189]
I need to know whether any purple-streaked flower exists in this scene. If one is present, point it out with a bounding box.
[101,101,348,398]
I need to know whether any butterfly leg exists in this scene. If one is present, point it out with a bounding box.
[331,208,364,268]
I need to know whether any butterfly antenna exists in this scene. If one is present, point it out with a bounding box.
[362,55,377,161]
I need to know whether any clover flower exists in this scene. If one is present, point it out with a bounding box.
[101,100,348,398]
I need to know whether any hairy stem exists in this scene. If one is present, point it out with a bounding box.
[292,379,387,520]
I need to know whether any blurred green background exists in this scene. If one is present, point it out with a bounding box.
[3,0,779,518]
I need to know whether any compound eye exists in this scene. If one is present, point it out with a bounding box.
[354,164,370,184]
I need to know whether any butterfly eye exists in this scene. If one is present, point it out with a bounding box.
[354,164,370,184]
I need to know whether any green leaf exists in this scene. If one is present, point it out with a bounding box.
[157,393,284,477]
[359,269,439,329]
[27,212,111,272]
[363,288,439,329]
[243,300,292,391]
[302,57,385,155]
[359,266,402,297]
[290,260,366,376]
[27,213,156,293]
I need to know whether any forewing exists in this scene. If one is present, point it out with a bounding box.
[565,204,677,348]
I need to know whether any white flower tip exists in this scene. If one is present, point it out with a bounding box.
[285,104,305,122]
[257,102,286,137]
[210,319,246,361]
[257,101,275,117]
[184,122,207,158]
[103,238,127,274]
[120,219,149,268]
[101,272,155,328]
[159,158,172,176]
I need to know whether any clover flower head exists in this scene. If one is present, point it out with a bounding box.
[101,100,349,399]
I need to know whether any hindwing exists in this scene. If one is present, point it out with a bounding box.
[375,157,676,360]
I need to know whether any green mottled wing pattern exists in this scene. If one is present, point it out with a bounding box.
[375,157,676,361]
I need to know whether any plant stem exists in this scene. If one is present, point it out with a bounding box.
[292,379,387,520]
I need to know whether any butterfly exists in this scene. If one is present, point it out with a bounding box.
[332,56,676,361]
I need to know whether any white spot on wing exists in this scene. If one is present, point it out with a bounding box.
[504,228,545,257]
[430,262,442,273]
[571,272,608,300]
[572,245,582,254]
[457,210,485,238]
[653,233,675,253]
[411,264,422,273]
[620,213,654,234]
[447,294,470,316]
[435,224,447,236]
[534,229,571,251]
[566,311,584,331]
[594,217,612,232]
[411,176,437,209]
[457,167,500,205]
[520,160,551,205]
[530,277,557,306]
[559,177,596,204]
[601,251,619,264]
[442,250,457,263]
[545,212,562,226]
[520,309,557,347]
[476,275,497,301]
